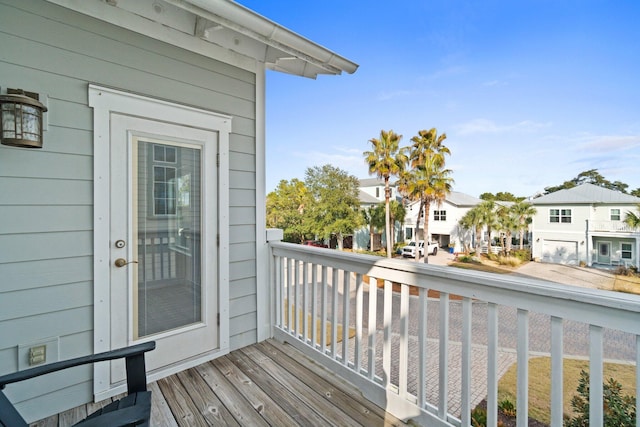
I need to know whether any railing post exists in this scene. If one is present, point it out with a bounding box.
[266,229,283,339]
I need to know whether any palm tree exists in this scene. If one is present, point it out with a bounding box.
[625,204,640,229]
[401,128,453,263]
[477,200,498,255]
[364,130,408,258]
[458,207,483,254]
[388,199,407,250]
[511,201,537,249]
[497,204,519,256]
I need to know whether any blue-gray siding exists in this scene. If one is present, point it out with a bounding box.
[0,0,257,421]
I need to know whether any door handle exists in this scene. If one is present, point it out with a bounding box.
[114,258,138,268]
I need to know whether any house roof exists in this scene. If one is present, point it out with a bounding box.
[532,183,640,205]
[46,0,358,79]
[447,191,483,207]
[358,190,381,205]
[359,178,390,188]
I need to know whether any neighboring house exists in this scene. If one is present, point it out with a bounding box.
[354,178,403,250]
[531,183,640,268]
[0,0,356,422]
[403,191,483,252]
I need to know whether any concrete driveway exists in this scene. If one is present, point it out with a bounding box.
[405,249,616,290]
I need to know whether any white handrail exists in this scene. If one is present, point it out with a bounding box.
[269,241,640,426]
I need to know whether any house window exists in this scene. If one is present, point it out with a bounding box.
[434,210,446,221]
[550,209,571,223]
[376,187,379,198]
[153,145,177,215]
[611,209,621,221]
[621,243,632,259]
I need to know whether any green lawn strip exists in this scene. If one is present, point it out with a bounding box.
[497,357,636,425]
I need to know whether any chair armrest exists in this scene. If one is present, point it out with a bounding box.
[0,341,155,392]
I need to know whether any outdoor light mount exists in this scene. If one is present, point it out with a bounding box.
[0,88,48,149]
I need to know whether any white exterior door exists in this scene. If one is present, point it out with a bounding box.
[90,86,231,399]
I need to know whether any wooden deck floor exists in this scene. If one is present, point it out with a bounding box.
[32,339,407,426]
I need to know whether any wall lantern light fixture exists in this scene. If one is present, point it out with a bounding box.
[0,89,47,149]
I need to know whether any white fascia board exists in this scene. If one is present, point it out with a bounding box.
[44,0,258,74]
[166,0,359,77]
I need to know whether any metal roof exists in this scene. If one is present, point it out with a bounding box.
[532,183,640,205]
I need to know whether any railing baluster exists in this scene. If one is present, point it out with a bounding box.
[517,309,529,427]
[399,283,409,398]
[636,335,640,427]
[355,273,363,374]
[331,267,339,359]
[287,258,293,334]
[302,261,309,343]
[275,255,282,328]
[311,264,318,349]
[342,270,351,365]
[460,297,472,427]
[438,292,450,418]
[551,316,564,427]
[417,287,428,410]
[589,325,604,427]
[487,302,498,427]
[367,276,378,380]
[294,259,300,338]
[321,265,328,354]
[383,279,392,389]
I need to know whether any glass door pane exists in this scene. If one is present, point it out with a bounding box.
[134,138,202,338]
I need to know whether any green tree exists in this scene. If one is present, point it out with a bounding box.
[631,188,640,197]
[458,207,483,254]
[625,204,640,229]
[304,165,362,250]
[477,200,498,253]
[496,204,519,255]
[364,130,408,258]
[266,179,312,243]
[544,169,630,194]
[362,203,385,250]
[511,201,537,249]
[400,128,453,263]
[480,191,523,202]
[388,199,407,249]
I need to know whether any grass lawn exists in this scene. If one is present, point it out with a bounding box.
[498,357,636,425]
[614,274,640,295]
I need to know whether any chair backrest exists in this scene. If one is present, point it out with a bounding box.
[0,391,28,427]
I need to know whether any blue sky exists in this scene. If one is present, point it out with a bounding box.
[238,1,640,198]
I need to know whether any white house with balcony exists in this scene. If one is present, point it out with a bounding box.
[531,183,640,268]
[403,191,483,252]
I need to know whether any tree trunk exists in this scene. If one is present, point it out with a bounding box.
[385,178,392,258]
[423,200,431,264]
[414,200,425,262]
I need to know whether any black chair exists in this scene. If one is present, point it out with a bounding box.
[0,341,155,427]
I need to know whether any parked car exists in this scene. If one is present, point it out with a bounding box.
[402,240,438,257]
[303,240,328,248]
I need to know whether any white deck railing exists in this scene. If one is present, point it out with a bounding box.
[269,241,640,427]
[589,220,638,233]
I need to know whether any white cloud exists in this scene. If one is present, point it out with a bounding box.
[455,118,552,135]
[580,135,640,152]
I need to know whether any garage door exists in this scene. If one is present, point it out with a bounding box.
[542,240,579,265]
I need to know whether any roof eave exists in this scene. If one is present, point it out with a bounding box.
[167,0,359,78]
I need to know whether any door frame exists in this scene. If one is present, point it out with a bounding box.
[89,85,231,399]
[596,240,612,265]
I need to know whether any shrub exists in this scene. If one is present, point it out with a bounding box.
[615,265,639,277]
[497,256,522,267]
[498,398,516,417]
[470,407,504,427]
[457,255,478,263]
[565,370,636,427]
[510,249,531,261]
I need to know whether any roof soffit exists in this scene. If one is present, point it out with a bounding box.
[43,0,357,78]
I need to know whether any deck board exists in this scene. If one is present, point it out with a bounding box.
[31,339,408,426]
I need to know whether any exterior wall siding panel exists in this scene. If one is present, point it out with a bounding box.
[0,0,257,420]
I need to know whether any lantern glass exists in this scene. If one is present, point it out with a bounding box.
[0,94,47,148]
